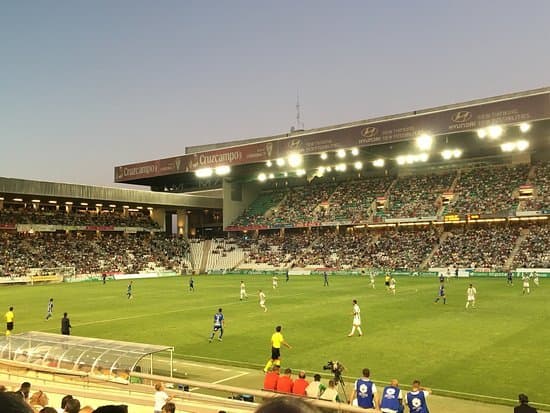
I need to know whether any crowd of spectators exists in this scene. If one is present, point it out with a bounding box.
[239,227,440,270]
[385,172,455,218]
[513,224,550,268]
[429,225,522,270]
[0,232,189,277]
[448,164,530,215]
[0,206,159,229]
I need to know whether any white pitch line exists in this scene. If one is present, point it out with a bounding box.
[189,372,249,392]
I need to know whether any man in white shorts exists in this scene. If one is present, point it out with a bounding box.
[348,299,363,337]
[259,289,267,312]
[465,283,477,309]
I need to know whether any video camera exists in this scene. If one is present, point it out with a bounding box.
[322,360,345,379]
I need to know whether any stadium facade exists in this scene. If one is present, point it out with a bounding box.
[115,87,550,231]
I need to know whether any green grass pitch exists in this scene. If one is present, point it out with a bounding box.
[1,274,549,405]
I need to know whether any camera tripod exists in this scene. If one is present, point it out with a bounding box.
[334,374,348,403]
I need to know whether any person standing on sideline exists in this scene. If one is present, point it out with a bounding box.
[465,284,477,309]
[514,393,538,413]
[5,306,14,336]
[522,274,530,295]
[127,281,133,299]
[348,299,363,337]
[61,312,72,335]
[46,298,54,320]
[380,379,403,413]
[434,283,446,304]
[263,325,291,372]
[507,269,514,285]
[153,382,173,413]
[189,277,195,292]
[208,308,224,342]
[259,289,267,312]
[323,271,329,286]
[349,368,378,410]
[406,380,430,413]
[240,281,248,300]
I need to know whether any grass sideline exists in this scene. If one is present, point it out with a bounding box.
[1,274,548,406]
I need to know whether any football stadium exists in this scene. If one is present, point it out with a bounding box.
[1,88,549,412]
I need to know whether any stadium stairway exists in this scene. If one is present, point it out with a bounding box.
[504,229,529,269]
[421,230,449,269]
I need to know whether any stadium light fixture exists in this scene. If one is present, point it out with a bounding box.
[441,149,462,160]
[519,123,531,133]
[195,168,213,178]
[296,169,306,177]
[122,205,129,208]
[488,125,503,139]
[283,172,288,177]
[372,159,385,168]
[419,153,429,162]
[266,160,272,167]
[477,128,487,139]
[326,166,332,172]
[336,149,346,159]
[396,156,406,165]
[147,207,153,211]
[136,206,143,210]
[354,161,363,170]
[335,163,347,172]
[66,201,74,206]
[48,200,57,204]
[0,197,4,201]
[96,203,103,207]
[258,172,267,182]
[109,204,116,208]
[276,158,285,167]
[81,202,89,206]
[32,199,41,203]
[453,149,462,158]
[318,166,326,174]
[288,153,303,168]
[351,148,359,156]
[320,152,328,160]
[13,198,23,202]
[215,165,231,176]
[416,134,433,150]
[516,140,529,151]
[268,173,275,179]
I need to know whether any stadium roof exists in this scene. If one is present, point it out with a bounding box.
[114,87,550,190]
[0,331,174,379]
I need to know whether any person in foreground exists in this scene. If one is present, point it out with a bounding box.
[514,393,538,413]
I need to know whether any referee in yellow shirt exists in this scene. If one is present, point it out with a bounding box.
[5,306,14,336]
[264,325,291,372]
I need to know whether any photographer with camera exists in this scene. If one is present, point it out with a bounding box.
[349,368,379,411]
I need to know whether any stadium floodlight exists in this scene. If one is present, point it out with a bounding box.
[416,134,433,150]
[516,140,529,151]
[519,123,531,133]
[296,169,306,177]
[396,156,406,165]
[326,166,332,172]
[500,142,515,152]
[258,172,267,182]
[195,168,213,178]
[147,207,153,211]
[283,172,288,177]
[276,158,285,167]
[122,205,128,208]
[406,154,415,164]
[0,197,3,201]
[351,148,359,156]
[372,158,385,168]
[268,173,275,179]
[13,198,23,202]
[419,153,429,162]
[354,161,363,170]
[95,203,103,207]
[337,149,346,158]
[65,201,74,206]
[266,160,273,167]
[441,150,453,160]
[136,206,143,210]
[81,202,89,206]
[288,153,303,168]
[335,163,347,172]
[453,149,463,158]
[318,166,326,174]
[48,200,57,204]
[215,165,231,176]
[477,128,487,139]
[320,152,328,160]
[109,204,116,208]
[32,199,41,203]
[488,125,503,139]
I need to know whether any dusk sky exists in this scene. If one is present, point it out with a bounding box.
[2,1,549,187]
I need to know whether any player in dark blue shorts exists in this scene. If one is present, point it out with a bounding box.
[434,284,446,304]
[209,308,224,342]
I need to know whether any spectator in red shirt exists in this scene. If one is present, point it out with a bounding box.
[275,368,294,393]
[263,365,280,391]
[292,370,309,396]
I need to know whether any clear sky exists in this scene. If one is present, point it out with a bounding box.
[1,0,549,187]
